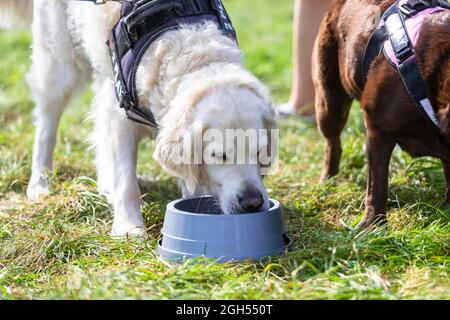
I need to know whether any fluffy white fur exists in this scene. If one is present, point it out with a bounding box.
[0,0,32,29]
[0,0,277,236]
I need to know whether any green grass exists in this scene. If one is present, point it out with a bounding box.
[0,0,449,300]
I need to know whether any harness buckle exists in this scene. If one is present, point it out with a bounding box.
[411,0,432,9]
[399,0,432,16]
[399,4,415,16]
[396,45,414,63]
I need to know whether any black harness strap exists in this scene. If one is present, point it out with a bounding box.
[384,4,441,128]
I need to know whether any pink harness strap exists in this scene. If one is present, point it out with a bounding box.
[384,0,447,65]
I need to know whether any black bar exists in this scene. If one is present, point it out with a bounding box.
[0,300,447,318]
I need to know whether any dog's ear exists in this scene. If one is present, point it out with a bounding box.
[237,82,279,172]
[153,122,202,194]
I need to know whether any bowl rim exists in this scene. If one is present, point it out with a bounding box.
[157,234,293,262]
[167,196,281,218]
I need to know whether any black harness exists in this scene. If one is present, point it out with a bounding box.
[82,0,237,128]
[363,0,450,137]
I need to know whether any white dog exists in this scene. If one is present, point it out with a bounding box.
[0,0,277,236]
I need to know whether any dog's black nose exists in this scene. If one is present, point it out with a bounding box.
[238,187,264,212]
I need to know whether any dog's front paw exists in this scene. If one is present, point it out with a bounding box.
[26,177,50,201]
[111,224,147,238]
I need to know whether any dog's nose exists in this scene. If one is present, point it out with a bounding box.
[238,187,264,212]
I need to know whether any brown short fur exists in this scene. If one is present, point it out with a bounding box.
[312,0,450,228]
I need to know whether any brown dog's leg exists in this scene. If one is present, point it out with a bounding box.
[320,136,346,181]
[358,128,396,229]
[442,160,450,204]
[312,16,352,181]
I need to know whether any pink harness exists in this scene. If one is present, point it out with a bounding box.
[384,0,447,65]
[362,0,450,146]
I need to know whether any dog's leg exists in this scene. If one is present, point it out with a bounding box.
[26,39,88,200]
[442,160,450,204]
[91,81,146,237]
[312,15,352,181]
[358,128,396,229]
[316,94,352,182]
[27,93,69,200]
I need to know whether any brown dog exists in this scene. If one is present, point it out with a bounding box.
[312,0,450,228]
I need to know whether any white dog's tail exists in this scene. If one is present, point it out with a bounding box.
[0,0,33,29]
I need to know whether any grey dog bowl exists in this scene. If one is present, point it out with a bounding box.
[157,196,292,263]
